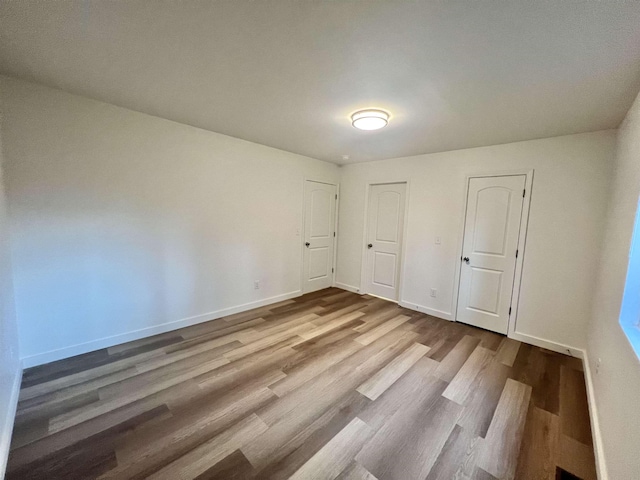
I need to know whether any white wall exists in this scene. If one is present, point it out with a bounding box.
[587,90,640,479]
[0,98,20,478]
[337,131,615,351]
[0,76,339,366]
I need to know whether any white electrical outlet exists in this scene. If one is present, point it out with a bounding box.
[430,288,437,298]
[254,281,260,290]
[435,236,441,245]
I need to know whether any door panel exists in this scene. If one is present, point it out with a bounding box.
[310,190,332,238]
[457,176,525,334]
[468,267,503,314]
[375,192,401,242]
[373,252,397,287]
[472,188,512,255]
[364,183,406,301]
[308,247,330,280]
[303,181,337,293]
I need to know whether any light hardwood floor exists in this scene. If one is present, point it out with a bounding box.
[7,288,597,480]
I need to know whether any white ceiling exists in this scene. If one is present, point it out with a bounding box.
[1,1,640,165]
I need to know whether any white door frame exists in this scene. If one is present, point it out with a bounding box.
[452,169,534,338]
[300,178,340,293]
[359,180,411,301]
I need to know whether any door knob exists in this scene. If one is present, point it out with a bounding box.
[305,242,310,247]
[463,256,470,264]
[367,243,373,249]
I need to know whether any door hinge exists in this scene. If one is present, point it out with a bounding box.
[334,232,336,237]
[335,194,338,200]
[332,267,334,273]
[515,249,518,258]
[523,189,526,198]
[509,307,512,316]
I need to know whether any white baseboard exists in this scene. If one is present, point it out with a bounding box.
[398,301,453,321]
[508,331,583,358]
[0,363,22,479]
[21,290,302,368]
[578,349,609,480]
[334,282,360,294]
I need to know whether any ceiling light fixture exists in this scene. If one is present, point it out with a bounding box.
[351,109,389,131]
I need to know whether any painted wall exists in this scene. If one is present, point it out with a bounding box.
[337,131,615,351]
[0,76,339,366]
[0,101,20,477]
[587,90,640,479]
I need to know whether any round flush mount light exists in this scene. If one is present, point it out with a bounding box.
[351,109,390,131]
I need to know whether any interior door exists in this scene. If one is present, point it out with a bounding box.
[303,180,337,293]
[364,183,406,301]
[457,175,526,334]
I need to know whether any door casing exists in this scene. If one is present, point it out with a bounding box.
[452,169,534,338]
[359,180,411,302]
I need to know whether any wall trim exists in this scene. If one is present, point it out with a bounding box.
[578,349,609,480]
[334,282,360,294]
[21,290,302,368]
[398,301,453,321]
[0,362,22,479]
[508,331,582,357]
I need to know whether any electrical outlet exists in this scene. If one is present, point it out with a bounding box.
[435,236,441,245]
[430,288,437,298]
[254,281,260,290]
[596,357,602,374]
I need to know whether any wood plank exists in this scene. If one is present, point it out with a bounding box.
[335,461,379,480]
[357,393,462,480]
[7,404,170,472]
[559,365,592,445]
[269,337,363,397]
[48,356,230,433]
[134,338,242,373]
[514,406,560,480]
[495,338,521,367]
[358,356,440,432]
[192,449,257,480]
[356,342,430,400]
[354,314,410,345]
[476,378,532,479]
[299,311,365,341]
[425,424,481,480]
[353,306,402,333]
[18,348,165,402]
[242,392,369,472]
[146,414,268,479]
[289,417,374,480]
[442,346,494,405]
[556,433,597,480]
[311,302,369,325]
[434,334,481,382]
[100,387,276,478]
[510,345,561,416]
[224,322,316,362]
[456,359,511,437]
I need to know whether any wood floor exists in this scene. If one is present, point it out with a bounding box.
[7,288,597,480]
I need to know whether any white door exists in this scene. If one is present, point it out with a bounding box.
[457,175,526,334]
[303,181,337,293]
[364,183,406,301]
